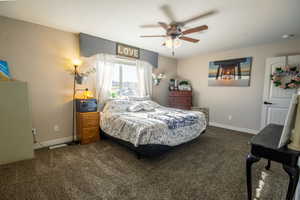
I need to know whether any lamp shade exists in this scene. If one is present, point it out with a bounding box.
[72,58,82,66]
[165,38,181,49]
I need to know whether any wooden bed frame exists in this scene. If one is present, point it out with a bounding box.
[100,128,206,159]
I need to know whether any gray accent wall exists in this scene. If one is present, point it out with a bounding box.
[79,33,158,67]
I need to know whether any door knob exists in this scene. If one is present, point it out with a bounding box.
[264,101,273,105]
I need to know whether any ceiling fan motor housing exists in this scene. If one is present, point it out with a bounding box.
[167,25,182,38]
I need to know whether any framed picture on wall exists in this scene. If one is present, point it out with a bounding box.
[208,57,252,87]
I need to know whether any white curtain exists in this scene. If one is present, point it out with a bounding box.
[136,60,153,97]
[81,54,115,104]
[81,54,153,103]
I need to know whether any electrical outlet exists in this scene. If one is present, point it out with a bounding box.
[54,125,60,132]
[32,128,37,135]
[228,115,232,120]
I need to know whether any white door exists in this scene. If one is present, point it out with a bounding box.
[261,55,300,129]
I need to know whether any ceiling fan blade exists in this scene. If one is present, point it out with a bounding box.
[179,10,217,26]
[182,25,208,35]
[160,5,177,23]
[140,35,167,38]
[179,36,199,43]
[158,22,169,30]
[140,24,161,28]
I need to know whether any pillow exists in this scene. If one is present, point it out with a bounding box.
[127,101,159,112]
[103,99,134,113]
[127,103,145,112]
[128,96,151,101]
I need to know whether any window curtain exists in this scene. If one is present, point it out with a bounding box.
[81,54,115,104]
[136,60,153,97]
[81,54,153,104]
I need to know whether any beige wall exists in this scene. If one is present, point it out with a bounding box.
[0,16,177,143]
[0,16,79,143]
[153,56,178,106]
[178,39,300,131]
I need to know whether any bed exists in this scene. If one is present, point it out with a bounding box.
[100,98,207,157]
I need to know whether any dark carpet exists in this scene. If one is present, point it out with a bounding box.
[0,126,289,200]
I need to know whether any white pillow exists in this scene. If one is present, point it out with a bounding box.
[128,96,151,101]
[127,103,145,112]
[127,101,158,112]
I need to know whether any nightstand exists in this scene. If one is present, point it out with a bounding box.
[191,107,209,125]
[76,112,100,144]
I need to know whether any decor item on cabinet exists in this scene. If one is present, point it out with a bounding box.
[169,78,176,90]
[75,88,94,99]
[152,73,166,85]
[271,65,300,89]
[0,60,12,81]
[178,80,192,91]
[76,99,98,113]
[191,107,209,125]
[76,112,100,144]
[168,90,192,110]
[208,57,252,87]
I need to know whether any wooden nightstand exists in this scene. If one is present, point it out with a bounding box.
[76,112,100,144]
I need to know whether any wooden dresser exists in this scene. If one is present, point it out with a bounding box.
[168,91,192,110]
[76,112,100,144]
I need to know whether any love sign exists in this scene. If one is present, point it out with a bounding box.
[116,43,140,59]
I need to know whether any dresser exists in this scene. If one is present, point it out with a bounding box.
[168,91,192,110]
[76,112,100,144]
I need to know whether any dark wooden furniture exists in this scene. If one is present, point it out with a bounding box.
[168,90,192,110]
[247,124,300,200]
[76,112,100,144]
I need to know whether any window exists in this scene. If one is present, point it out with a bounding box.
[111,63,138,97]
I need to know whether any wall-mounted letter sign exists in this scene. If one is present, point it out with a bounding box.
[116,43,140,59]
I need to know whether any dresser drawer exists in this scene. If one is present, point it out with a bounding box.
[82,127,99,138]
[169,97,192,105]
[79,112,99,119]
[169,91,192,97]
[81,127,100,144]
[80,118,99,128]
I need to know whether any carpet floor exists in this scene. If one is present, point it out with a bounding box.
[0,126,289,200]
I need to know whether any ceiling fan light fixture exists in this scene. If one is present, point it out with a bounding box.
[165,38,181,49]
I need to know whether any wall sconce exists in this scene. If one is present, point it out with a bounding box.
[152,73,166,86]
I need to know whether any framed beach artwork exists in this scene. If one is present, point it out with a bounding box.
[208,57,252,87]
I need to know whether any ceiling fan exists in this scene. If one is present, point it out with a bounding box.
[140,5,216,56]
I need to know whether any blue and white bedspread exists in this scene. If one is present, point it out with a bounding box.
[147,111,199,129]
[101,99,207,147]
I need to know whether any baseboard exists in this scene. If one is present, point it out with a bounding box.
[34,136,73,149]
[209,122,259,135]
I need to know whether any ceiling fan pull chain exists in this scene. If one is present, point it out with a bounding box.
[172,41,175,56]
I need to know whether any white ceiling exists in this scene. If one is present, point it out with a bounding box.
[0,0,300,58]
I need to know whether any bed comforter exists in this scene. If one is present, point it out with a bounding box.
[100,99,207,147]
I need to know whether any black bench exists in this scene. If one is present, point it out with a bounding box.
[247,124,300,200]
